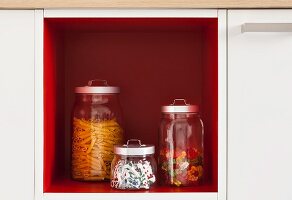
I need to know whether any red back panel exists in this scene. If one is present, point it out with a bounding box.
[44,18,218,193]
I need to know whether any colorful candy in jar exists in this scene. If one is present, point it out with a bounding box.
[111,159,156,189]
[111,139,157,190]
[159,147,203,186]
[159,99,204,187]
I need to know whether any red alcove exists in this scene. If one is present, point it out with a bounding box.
[44,18,218,193]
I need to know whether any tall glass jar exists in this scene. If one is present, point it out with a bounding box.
[71,79,124,181]
[158,99,204,187]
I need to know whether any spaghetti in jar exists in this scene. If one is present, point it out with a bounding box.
[71,79,124,181]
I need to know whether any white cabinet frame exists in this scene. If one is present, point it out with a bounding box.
[34,9,227,200]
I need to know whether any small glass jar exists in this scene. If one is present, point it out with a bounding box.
[111,139,157,190]
[71,79,124,181]
[158,99,204,187]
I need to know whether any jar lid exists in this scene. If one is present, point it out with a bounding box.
[75,79,120,94]
[161,99,199,113]
[114,139,155,156]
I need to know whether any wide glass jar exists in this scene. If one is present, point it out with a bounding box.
[111,139,156,190]
[71,79,124,181]
[158,99,204,187]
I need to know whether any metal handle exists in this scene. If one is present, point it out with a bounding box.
[171,98,189,106]
[126,139,142,146]
[241,23,292,33]
[88,79,108,86]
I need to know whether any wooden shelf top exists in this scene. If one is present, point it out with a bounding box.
[1,0,292,9]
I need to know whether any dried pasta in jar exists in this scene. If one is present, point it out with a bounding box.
[72,118,123,181]
[71,80,124,181]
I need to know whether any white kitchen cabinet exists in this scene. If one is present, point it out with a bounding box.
[4,7,292,200]
[228,9,292,200]
[33,9,227,200]
[0,10,35,200]
[1,7,292,200]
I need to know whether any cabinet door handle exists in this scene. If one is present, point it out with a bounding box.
[241,23,292,33]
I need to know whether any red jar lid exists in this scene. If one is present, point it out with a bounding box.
[161,99,199,113]
[75,79,120,94]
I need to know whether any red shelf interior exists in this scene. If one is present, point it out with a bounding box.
[44,18,218,193]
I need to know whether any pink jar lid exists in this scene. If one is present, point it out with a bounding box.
[75,79,120,94]
[161,99,199,113]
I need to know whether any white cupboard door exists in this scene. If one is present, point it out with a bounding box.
[228,10,292,200]
[0,10,35,200]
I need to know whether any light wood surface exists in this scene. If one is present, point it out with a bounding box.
[1,0,292,8]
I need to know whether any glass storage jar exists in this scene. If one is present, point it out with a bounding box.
[111,139,156,190]
[158,99,204,187]
[71,79,124,181]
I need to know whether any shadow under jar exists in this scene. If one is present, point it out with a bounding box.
[71,80,124,181]
[159,99,204,187]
